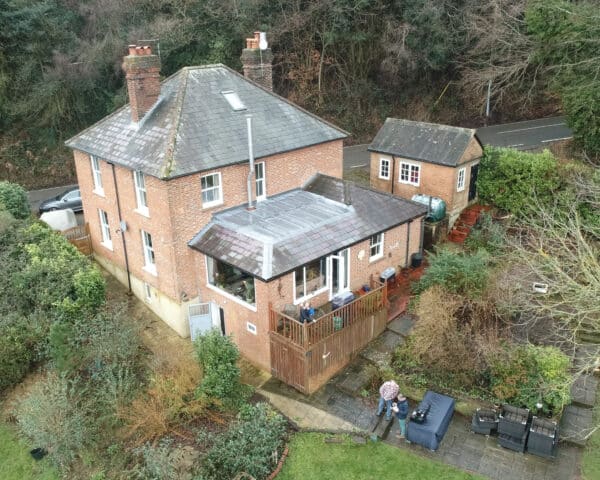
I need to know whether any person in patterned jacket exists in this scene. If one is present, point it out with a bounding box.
[376,380,399,421]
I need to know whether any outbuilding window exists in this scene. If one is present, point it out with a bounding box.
[369,233,384,261]
[399,162,420,186]
[379,158,390,179]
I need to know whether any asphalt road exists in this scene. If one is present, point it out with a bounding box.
[476,116,572,150]
[343,144,370,171]
[27,184,78,213]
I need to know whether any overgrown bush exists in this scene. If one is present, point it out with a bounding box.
[120,354,208,445]
[414,247,490,297]
[197,403,287,480]
[401,286,503,389]
[487,344,571,413]
[477,147,562,215]
[464,213,505,254]
[0,312,48,392]
[130,438,189,480]
[16,373,95,471]
[0,180,30,219]
[194,329,244,406]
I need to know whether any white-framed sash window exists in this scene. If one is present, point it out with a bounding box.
[255,162,266,200]
[134,170,149,215]
[201,172,223,208]
[98,209,112,250]
[379,158,390,179]
[457,167,466,192]
[141,230,156,275]
[91,155,104,194]
[369,233,384,261]
[399,162,420,186]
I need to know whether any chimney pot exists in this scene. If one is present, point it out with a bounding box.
[128,45,137,55]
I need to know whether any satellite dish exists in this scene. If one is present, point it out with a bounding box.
[259,32,268,50]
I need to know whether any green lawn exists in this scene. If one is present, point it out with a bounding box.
[581,401,600,480]
[278,432,483,480]
[0,422,59,480]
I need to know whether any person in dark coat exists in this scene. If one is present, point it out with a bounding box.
[392,393,409,438]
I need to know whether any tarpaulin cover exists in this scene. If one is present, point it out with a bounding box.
[406,390,455,451]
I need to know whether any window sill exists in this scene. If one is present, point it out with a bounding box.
[135,207,150,218]
[206,284,257,312]
[202,200,224,210]
[93,188,105,197]
[100,241,113,251]
[369,254,384,263]
[143,264,158,277]
[398,181,419,187]
[457,187,465,193]
[379,175,390,181]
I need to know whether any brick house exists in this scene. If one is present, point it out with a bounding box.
[369,118,484,225]
[66,35,426,386]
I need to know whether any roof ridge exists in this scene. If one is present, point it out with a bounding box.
[161,69,189,178]
[387,117,476,134]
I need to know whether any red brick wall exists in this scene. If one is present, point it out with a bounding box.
[369,137,483,215]
[191,216,424,370]
[74,138,342,305]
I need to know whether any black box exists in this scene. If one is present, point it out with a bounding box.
[498,431,528,453]
[471,409,498,435]
[498,405,530,438]
[527,417,558,459]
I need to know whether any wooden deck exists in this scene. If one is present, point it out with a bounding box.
[269,281,388,394]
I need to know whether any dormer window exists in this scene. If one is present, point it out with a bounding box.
[222,91,246,111]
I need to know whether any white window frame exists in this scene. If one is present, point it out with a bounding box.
[204,257,258,312]
[141,230,157,275]
[293,258,329,304]
[201,172,223,208]
[457,167,466,192]
[369,233,384,262]
[255,162,266,200]
[91,155,104,195]
[379,158,390,180]
[399,161,420,186]
[98,209,112,250]
[134,170,149,216]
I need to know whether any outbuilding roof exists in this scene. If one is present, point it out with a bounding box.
[188,174,427,281]
[368,118,478,167]
[66,65,347,179]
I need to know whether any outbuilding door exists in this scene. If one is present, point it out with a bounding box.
[468,164,479,201]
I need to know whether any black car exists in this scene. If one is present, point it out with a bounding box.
[38,187,83,214]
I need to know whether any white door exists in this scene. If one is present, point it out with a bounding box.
[328,248,350,299]
[188,302,221,341]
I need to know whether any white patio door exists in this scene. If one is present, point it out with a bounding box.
[328,248,350,299]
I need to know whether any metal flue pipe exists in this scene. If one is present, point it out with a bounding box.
[246,115,256,210]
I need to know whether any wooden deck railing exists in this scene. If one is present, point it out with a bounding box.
[269,280,387,349]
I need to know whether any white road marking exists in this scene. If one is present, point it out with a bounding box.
[498,123,565,134]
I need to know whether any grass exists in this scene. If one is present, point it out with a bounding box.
[581,400,600,480]
[278,432,484,480]
[0,422,59,480]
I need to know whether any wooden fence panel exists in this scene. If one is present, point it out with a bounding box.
[269,333,307,393]
[62,223,92,256]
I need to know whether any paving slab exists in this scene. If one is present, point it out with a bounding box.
[571,374,598,407]
[560,404,594,446]
[387,314,416,337]
[335,358,372,396]
[360,330,405,367]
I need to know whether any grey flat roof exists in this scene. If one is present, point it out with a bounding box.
[188,174,427,281]
[475,116,572,150]
[66,65,347,179]
[368,118,478,167]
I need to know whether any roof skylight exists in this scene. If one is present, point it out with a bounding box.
[222,90,246,111]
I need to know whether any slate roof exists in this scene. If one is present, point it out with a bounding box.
[188,174,427,281]
[65,65,347,179]
[368,118,478,167]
